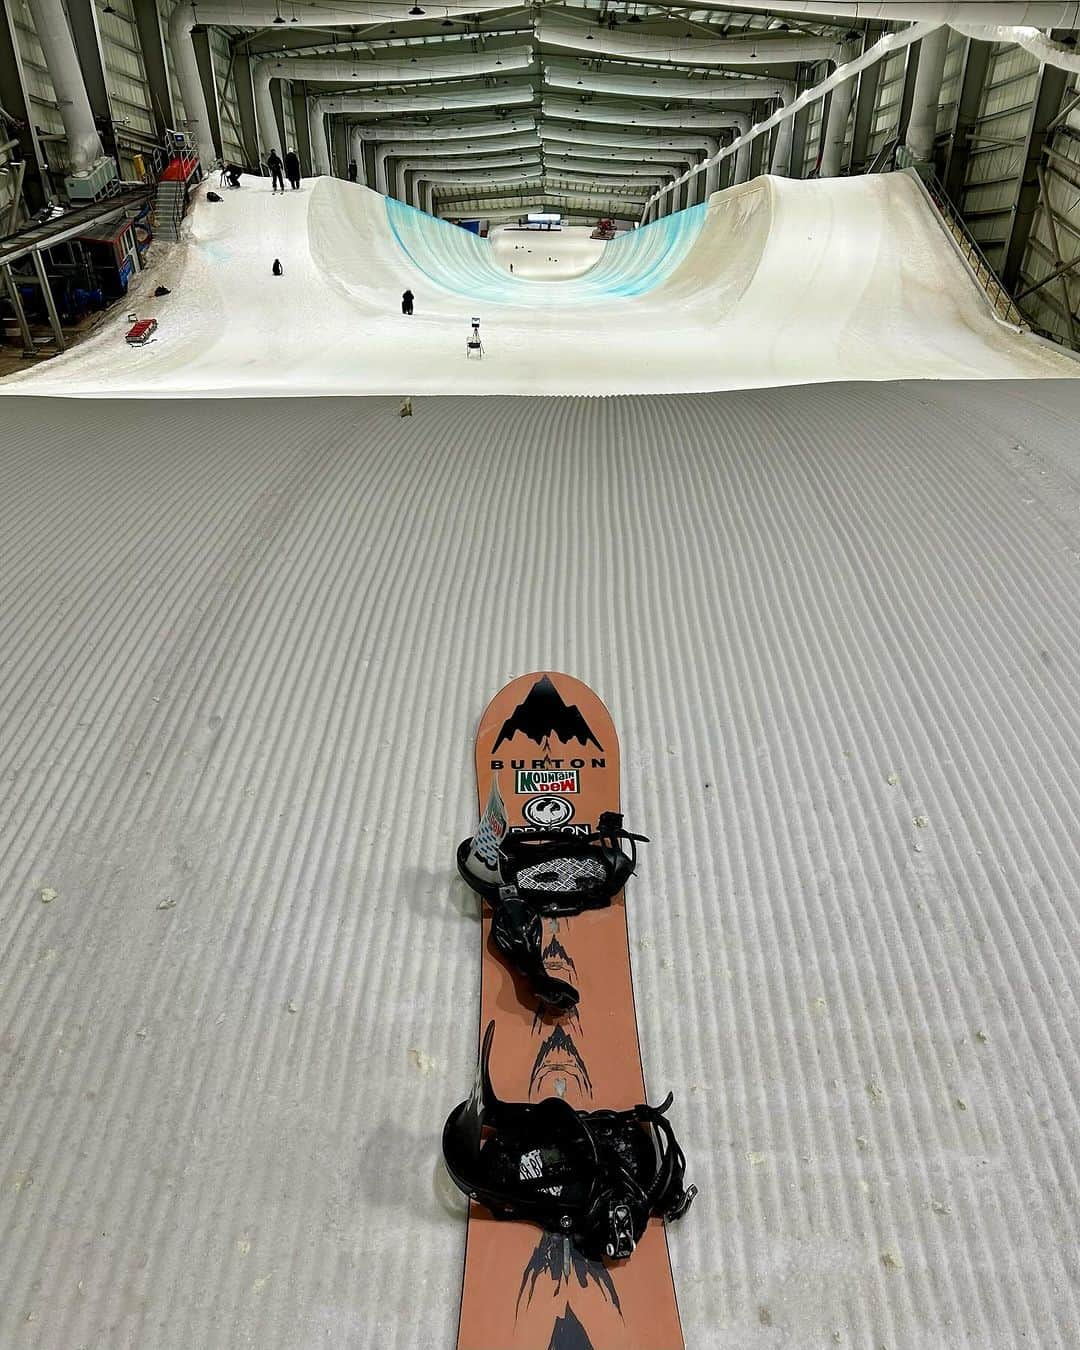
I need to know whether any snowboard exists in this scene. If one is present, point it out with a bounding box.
[455,672,685,1350]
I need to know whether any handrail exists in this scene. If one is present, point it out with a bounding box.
[905,165,1027,330]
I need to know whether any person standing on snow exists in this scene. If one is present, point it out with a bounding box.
[266,149,284,194]
[284,149,301,191]
[401,290,414,316]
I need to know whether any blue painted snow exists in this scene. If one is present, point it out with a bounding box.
[384,197,706,304]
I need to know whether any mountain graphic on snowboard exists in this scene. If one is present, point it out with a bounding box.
[491,675,604,753]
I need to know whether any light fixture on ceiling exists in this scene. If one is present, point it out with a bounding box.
[441,14,453,23]
[409,4,425,13]
[102,0,116,12]
[586,31,593,39]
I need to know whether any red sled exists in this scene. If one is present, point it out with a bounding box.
[125,318,157,345]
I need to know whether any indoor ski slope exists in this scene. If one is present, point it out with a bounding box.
[3,171,1076,397]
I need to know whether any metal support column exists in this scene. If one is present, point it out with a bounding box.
[190,25,223,162]
[943,36,992,202]
[849,47,880,173]
[131,0,173,138]
[749,123,767,179]
[790,70,813,180]
[24,0,103,170]
[1034,163,1077,348]
[331,117,347,179]
[270,79,288,157]
[896,38,920,144]
[292,83,312,176]
[0,2,45,208]
[905,24,949,163]
[1003,58,1069,291]
[30,248,65,351]
[821,73,856,177]
[3,263,35,355]
[65,0,115,162]
[232,48,259,166]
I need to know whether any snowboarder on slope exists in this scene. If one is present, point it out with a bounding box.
[284,150,301,191]
[266,150,284,194]
[401,290,414,315]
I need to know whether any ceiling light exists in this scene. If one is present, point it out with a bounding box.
[441,15,453,23]
[102,0,116,11]
[273,12,285,22]
[409,4,425,13]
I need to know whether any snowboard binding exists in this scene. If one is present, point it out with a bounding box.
[443,1022,696,1263]
[457,812,647,1012]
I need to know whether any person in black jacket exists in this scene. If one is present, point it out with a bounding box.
[348,160,358,183]
[284,149,301,190]
[266,150,284,194]
[401,290,414,315]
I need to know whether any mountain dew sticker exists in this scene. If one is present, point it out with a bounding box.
[515,769,579,795]
[467,778,508,879]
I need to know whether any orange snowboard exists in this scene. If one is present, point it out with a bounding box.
[455,673,685,1350]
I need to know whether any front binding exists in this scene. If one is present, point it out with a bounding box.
[442,1022,696,1263]
[457,811,648,1011]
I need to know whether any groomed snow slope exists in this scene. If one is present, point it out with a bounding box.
[3,383,1080,1350]
[3,172,1075,397]
[488,222,608,280]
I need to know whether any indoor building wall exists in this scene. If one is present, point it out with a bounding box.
[960,42,1041,271]
[1016,78,1080,347]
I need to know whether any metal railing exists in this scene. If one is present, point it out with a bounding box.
[908,166,1027,330]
